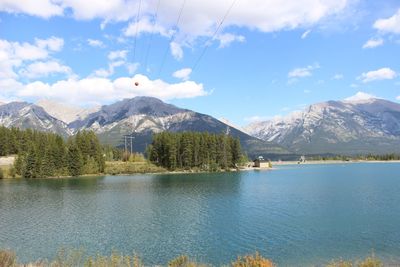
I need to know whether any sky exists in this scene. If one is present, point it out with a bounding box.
[1,0,400,126]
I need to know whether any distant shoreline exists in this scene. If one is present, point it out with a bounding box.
[272,160,400,165]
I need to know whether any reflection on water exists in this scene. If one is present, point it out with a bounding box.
[1,163,400,266]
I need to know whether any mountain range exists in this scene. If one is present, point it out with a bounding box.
[245,96,400,155]
[1,95,399,157]
[0,97,287,159]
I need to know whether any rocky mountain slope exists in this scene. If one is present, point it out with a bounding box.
[245,97,400,155]
[37,99,100,124]
[0,97,288,158]
[0,102,71,137]
[69,97,287,157]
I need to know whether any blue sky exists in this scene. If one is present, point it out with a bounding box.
[1,0,400,126]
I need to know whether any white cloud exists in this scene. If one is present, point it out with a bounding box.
[396,96,400,101]
[93,68,112,78]
[1,0,350,62]
[0,0,63,18]
[301,30,311,39]
[170,42,183,60]
[0,38,64,80]
[93,60,125,78]
[124,16,171,38]
[19,60,72,79]
[126,63,139,75]
[14,74,208,105]
[92,50,133,78]
[358,67,397,83]
[13,42,49,61]
[35,37,64,52]
[288,63,320,78]
[1,0,349,39]
[87,39,104,48]
[344,92,377,102]
[173,68,192,81]
[362,38,384,49]
[108,50,127,61]
[350,83,358,88]
[332,73,344,80]
[244,116,271,123]
[216,33,245,48]
[373,9,400,34]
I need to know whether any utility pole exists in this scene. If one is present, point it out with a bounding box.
[130,137,133,154]
[124,136,127,154]
[124,135,135,154]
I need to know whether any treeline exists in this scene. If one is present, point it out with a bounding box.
[146,132,244,171]
[0,127,107,178]
[362,153,400,161]
[310,153,400,161]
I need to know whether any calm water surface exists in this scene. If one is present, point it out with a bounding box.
[1,163,400,266]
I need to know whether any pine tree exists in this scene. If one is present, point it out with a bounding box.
[67,143,83,177]
[147,132,244,171]
[23,145,39,178]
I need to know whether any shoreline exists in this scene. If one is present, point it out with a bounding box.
[2,160,400,180]
[272,160,400,165]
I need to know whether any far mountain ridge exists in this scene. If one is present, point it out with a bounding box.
[0,101,71,137]
[245,97,400,155]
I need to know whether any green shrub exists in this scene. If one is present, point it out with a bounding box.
[105,161,166,175]
[8,167,16,178]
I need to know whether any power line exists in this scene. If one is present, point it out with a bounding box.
[132,0,143,64]
[157,0,187,77]
[143,0,162,72]
[191,0,238,72]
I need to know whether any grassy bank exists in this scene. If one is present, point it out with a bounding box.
[0,165,14,179]
[0,249,384,267]
[104,161,167,175]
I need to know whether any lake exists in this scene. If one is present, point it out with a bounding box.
[1,163,400,266]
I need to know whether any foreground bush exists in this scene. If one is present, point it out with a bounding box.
[232,252,275,267]
[0,250,16,267]
[0,249,387,267]
[326,254,382,267]
[168,255,207,267]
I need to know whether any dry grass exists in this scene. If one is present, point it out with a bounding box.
[231,252,275,267]
[326,254,383,267]
[0,163,17,179]
[0,250,16,267]
[0,249,388,267]
[326,259,354,267]
[168,255,208,267]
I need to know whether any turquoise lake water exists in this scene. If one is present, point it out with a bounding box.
[1,163,400,266]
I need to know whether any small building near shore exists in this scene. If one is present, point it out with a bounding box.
[253,156,271,168]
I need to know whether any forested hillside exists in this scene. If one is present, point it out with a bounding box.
[0,127,107,178]
[146,132,244,171]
